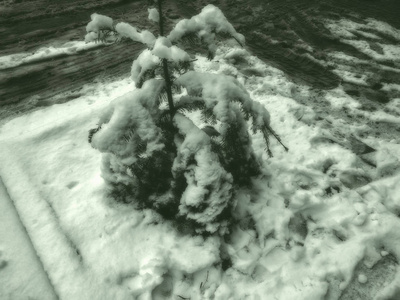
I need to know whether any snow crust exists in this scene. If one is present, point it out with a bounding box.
[342,40,400,62]
[324,18,400,42]
[324,18,400,63]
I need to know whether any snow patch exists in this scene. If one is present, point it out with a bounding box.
[0,41,102,70]
[148,8,159,23]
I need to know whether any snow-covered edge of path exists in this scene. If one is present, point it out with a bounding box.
[0,145,93,298]
[0,77,136,299]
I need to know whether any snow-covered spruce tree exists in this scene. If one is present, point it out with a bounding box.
[86,1,287,235]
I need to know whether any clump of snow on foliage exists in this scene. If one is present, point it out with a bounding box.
[86,13,113,33]
[115,22,156,47]
[130,49,160,85]
[168,5,245,53]
[177,71,269,125]
[173,114,233,234]
[85,13,116,43]
[152,37,190,62]
[148,8,159,23]
[85,13,157,46]
[92,79,165,167]
[176,71,271,148]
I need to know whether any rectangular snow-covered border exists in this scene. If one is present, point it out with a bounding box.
[0,144,85,299]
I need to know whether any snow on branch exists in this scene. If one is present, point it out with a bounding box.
[85,13,116,43]
[86,13,114,32]
[173,114,233,234]
[152,37,191,62]
[130,38,191,87]
[131,50,161,87]
[175,71,287,157]
[92,79,166,166]
[115,22,156,47]
[176,71,269,128]
[168,5,245,54]
[84,13,157,47]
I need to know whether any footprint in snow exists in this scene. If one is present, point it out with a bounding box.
[66,181,79,189]
[0,248,8,270]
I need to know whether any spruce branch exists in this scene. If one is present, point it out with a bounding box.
[262,126,289,153]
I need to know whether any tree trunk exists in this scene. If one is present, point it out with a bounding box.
[157,0,175,121]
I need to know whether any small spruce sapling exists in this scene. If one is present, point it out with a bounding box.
[86,0,287,235]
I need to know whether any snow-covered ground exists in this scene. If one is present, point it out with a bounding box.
[1,17,400,300]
